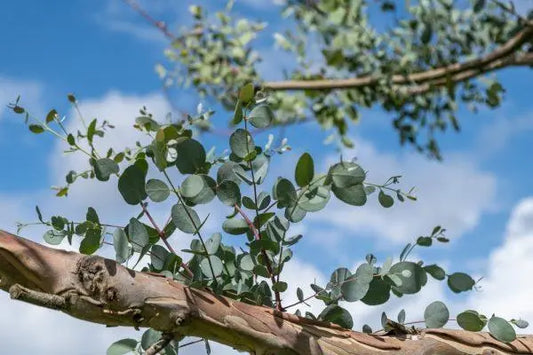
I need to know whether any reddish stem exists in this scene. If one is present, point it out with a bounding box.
[234,204,284,311]
[121,0,176,40]
[141,203,193,278]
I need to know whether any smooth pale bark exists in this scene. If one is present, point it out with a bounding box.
[1,230,532,355]
[263,25,533,93]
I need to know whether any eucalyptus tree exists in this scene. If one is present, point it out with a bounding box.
[1,0,533,354]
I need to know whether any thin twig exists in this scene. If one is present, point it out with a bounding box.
[162,170,216,280]
[121,0,176,40]
[141,202,194,278]
[234,203,283,311]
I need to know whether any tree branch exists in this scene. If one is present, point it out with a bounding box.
[121,0,176,40]
[263,25,533,92]
[1,230,533,354]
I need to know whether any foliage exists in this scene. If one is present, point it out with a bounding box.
[8,0,533,352]
[10,84,528,352]
[157,0,533,159]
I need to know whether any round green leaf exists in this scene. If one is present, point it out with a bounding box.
[488,316,516,343]
[230,129,255,159]
[43,230,65,245]
[200,255,224,278]
[51,216,65,231]
[285,205,306,223]
[79,229,102,255]
[251,154,269,184]
[447,272,475,293]
[205,233,222,255]
[171,203,201,234]
[361,278,391,305]
[511,319,529,329]
[341,263,374,302]
[249,104,274,128]
[107,338,138,355]
[298,186,331,212]
[118,164,147,205]
[222,217,249,235]
[457,310,486,331]
[29,124,45,134]
[181,174,216,204]
[239,83,254,104]
[239,254,255,271]
[424,264,446,280]
[86,207,99,224]
[328,162,365,188]
[128,218,149,252]
[295,152,314,187]
[232,100,243,125]
[272,281,288,292]
[113,228,130,263]
[273,178,297,208]
[146,179,170,202]
[398,309,406,324]
[94,158,119,181]
[388,262,427,294]
[150,244,170,271]
[46,109,57,123]
[329,267,351,287]
[318,305,353,329]
[332,183,367,206]
[141,328,162,351]
[217,180,241,206]
[378,190,394,208]
[217,161,245,185]
[176,138,206,174]
[297,287,304,301]
[424,301,449,328]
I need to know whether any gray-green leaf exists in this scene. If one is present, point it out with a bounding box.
[118,164,147,205]
[488,316,516,343]
[171,203,201,234]
[295,153,314,187]
[424,301,449,328]
[249,104,274,128]
[146,179,170,202]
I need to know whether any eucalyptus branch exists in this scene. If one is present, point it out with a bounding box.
[70,97,88,130]
[161,170,216,280]
[234,203,282,311]
[284,273,382,310]
[140,203,194,279]
[242,115,284,311]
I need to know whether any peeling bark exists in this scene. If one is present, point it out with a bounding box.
[1,230,532,354]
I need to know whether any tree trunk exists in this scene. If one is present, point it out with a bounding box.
[1,230,531,355]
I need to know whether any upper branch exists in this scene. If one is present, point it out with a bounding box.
[263,25,533,92]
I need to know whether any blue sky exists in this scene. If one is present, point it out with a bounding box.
[1,1,533,354]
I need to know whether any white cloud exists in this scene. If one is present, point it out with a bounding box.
[476,111,533,158]
[308,138,497,245]
[239,0,287,10]
[466,197,533,323]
